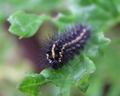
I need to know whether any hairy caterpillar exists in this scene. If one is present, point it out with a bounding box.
[39,25,90,70]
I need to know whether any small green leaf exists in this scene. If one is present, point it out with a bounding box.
[17,73,45,96]
[57,13,77,23]
[8,11,50,38]
[77,74,90,93]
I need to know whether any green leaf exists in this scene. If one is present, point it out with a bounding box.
[8,11,51,38]
[17,73,45,96]
[17,55,96,96]
[77,74,90,93]
[85,32,111,57]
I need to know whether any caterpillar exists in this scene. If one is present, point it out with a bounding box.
[39,25,90,70]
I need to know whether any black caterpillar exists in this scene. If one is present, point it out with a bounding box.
[39,25,90,70]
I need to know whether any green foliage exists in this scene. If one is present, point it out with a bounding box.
[77,74,90,93]
[85,32,111,57]
[6,0,120,96]
[8,11,48,38]
[86,42,120,96]
[17,55,96,96]
[17,73,45,95]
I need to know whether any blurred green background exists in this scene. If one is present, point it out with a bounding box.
[0,0,120,96]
